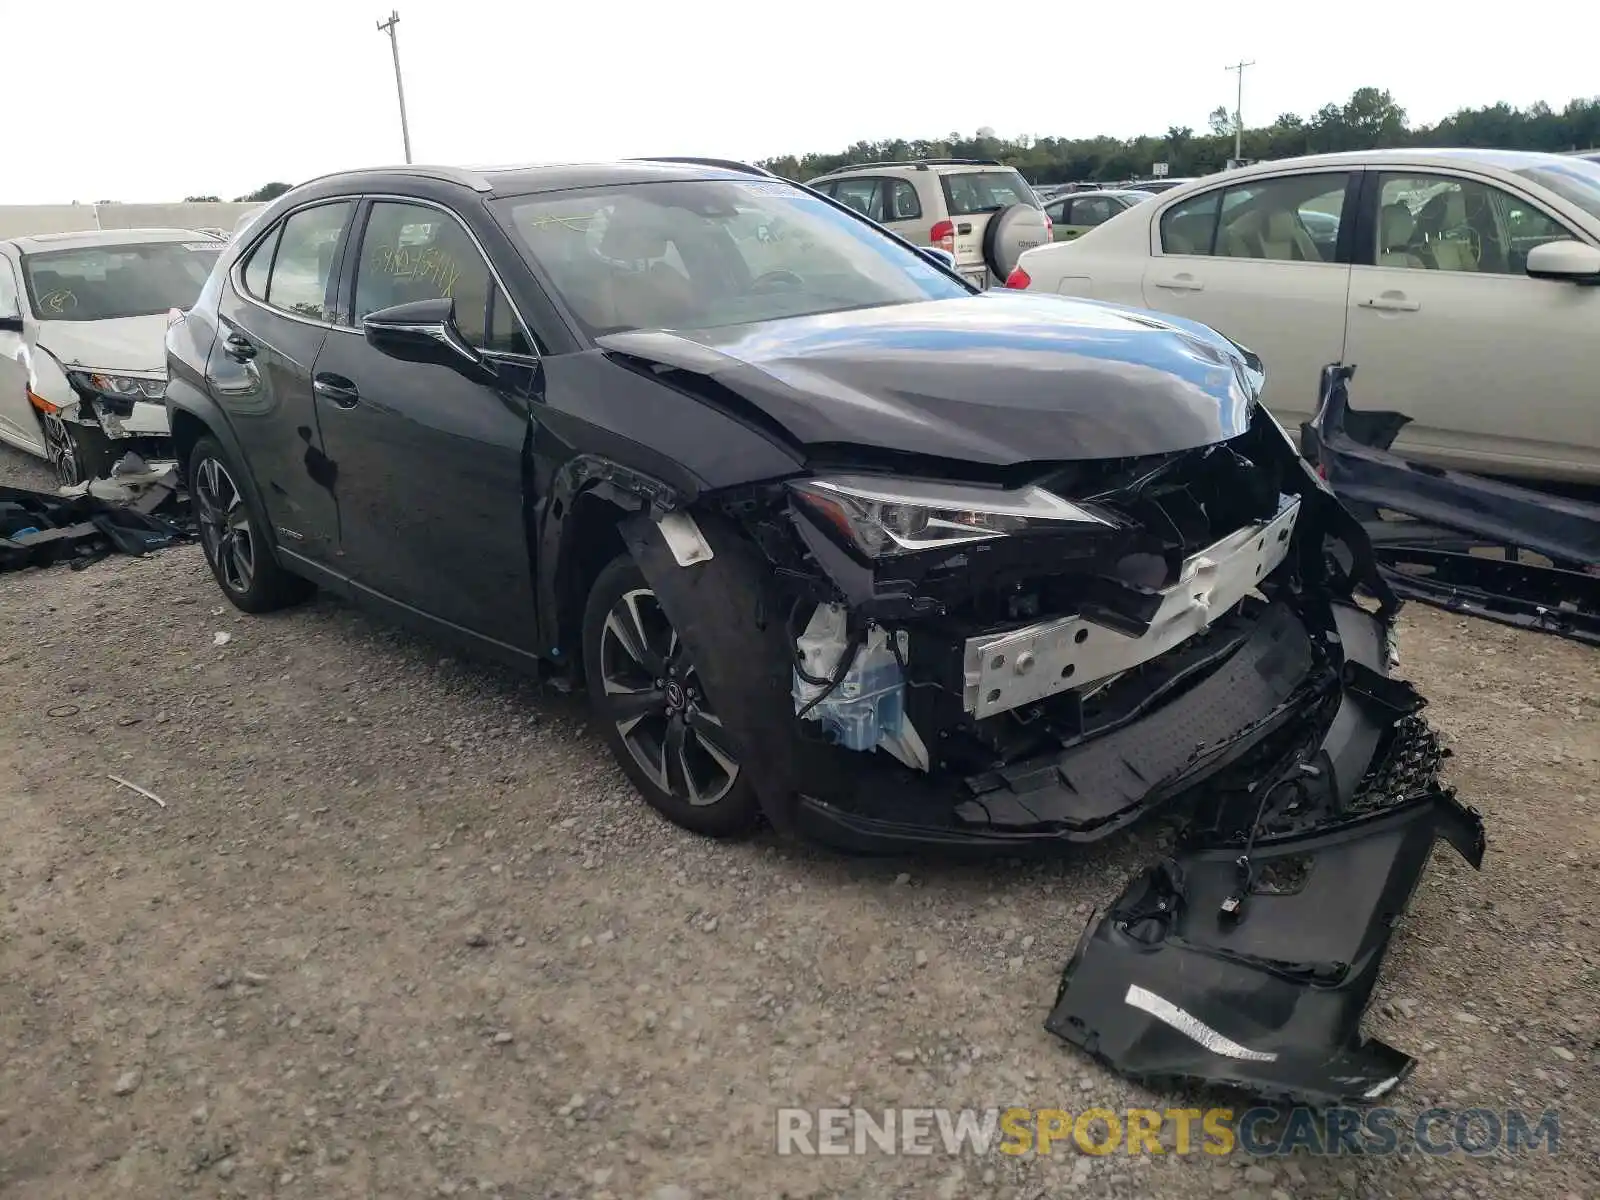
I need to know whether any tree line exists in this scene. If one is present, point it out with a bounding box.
[183,182,293,204]
[758,89,1600,183]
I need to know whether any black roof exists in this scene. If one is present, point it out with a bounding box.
[292,158,775,202]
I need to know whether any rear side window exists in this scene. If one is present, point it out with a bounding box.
[250,202,352,320]
[831,178,885,221]
[940,169,1038,215]
[1161,190,1224,255]
[241,225,281,300]
[1161,174,1349,261]
[887,179,921,220]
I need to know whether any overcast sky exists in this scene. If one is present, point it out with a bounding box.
[8,0,1599,204]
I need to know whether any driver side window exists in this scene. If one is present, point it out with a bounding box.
[353,201,529,354]
[1375,174,1573,275]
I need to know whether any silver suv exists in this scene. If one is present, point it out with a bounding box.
[808,158,1049,288]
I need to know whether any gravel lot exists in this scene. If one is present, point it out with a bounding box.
[1,443,1595,1200]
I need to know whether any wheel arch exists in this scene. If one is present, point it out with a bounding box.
[165,389,286,568]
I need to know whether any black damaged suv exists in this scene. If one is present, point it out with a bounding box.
[167,158,1483,1103]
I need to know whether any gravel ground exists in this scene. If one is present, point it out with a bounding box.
[1,443,1595,1200]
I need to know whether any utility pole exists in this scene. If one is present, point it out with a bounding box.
[1224,59,1256,162]
[376,11,412,164]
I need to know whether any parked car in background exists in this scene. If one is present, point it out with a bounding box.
[1010,148,1600,483]
[1042,189,1152,241]
[1122,177,1198,194]
[0,228,225,482]
[806,158,1049,287]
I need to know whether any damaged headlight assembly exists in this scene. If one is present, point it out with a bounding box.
[788,475,1109,558]
[67,370,167,418]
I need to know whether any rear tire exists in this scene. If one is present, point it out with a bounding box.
[189,435,313,614]
[582,554,760,838]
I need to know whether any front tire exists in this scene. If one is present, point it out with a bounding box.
[189,435,313,614]
[39,412,114,485]
[582,554,760,838]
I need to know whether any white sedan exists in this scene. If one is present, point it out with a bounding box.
[0,229,223,483]
[1008,148,1600,485]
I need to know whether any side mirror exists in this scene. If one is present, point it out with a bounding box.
[362,297,497,382]
[920,246,958,273]
[1525,239,1600,284]
[0,314,23,333]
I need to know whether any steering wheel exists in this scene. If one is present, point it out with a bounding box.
[749,270,803,293]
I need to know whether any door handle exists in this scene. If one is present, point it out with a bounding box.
[1151,274,1204,292]
[956,222,972,235]
[222,332,257,362]
[1358,294,1421,312]
[313,374,360,408]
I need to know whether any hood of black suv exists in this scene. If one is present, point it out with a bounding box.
[595,293,1261,467]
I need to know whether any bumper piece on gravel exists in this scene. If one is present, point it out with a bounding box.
[1044,716,1485,1106]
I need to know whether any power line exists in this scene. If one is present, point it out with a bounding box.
[376,11,413,164]
[1224,59,1256,162]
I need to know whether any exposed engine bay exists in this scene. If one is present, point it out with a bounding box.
[620,392,1485,1105]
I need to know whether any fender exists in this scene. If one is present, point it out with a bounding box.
[534,453,687,661]
[164,376,285,569]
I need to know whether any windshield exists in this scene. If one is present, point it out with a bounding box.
[492,179,971,338]
[1513,160,1600,224]
[939,169,1039,216]
[22,240,220,322]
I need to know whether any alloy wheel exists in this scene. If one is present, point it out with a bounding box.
[40,414,83,486]
[599,587,739,806]
[194,456,255,594]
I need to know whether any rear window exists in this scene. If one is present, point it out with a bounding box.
[21,240,220,322]
[940,169,1039,216]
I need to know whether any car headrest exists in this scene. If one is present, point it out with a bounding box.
[1379,202,1415,249]
[599,222,669,263]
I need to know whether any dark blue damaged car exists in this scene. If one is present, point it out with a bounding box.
[165,157,1484,1105]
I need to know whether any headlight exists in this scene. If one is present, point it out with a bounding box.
[75,372,167,401]
[789,474,1108,558]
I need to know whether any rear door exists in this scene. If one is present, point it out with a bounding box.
[310,197,540,649]
[1342,169,1600,481]
[878,177,927,247]
[211,199,354,564]
[1140,170,1357,427]
[0,249,41,454]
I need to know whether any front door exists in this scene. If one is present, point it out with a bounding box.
[1141,170,1356,427]
[1343,170,1600,481]
[310,198,539,650]
[212,199,354,564]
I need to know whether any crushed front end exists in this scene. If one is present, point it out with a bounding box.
[623,388,1483,1105]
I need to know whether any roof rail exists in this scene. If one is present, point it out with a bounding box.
[631,156,778,178]
[811,157,1004,177]
[295,164,496,193]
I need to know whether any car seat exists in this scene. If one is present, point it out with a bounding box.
[1378,203,1424,268]
[593,218,698,331]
